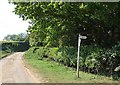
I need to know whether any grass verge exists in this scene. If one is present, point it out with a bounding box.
[0,51,11,59]
[24,52,119,83]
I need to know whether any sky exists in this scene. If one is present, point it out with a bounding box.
[0,0,29,40]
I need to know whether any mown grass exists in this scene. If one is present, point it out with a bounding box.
[24,51,119,83]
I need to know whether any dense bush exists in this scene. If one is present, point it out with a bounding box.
[26,43,120,78]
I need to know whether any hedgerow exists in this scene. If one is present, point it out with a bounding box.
[0,41,30,52]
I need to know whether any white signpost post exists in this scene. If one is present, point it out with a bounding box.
[77,34,87,78]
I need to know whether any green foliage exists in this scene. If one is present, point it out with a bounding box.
[11,2,120,47]
[3,33,28,41]
[47,48,58,61]
[24,47,39,59]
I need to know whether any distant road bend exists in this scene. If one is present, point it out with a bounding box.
[0,52,41,84]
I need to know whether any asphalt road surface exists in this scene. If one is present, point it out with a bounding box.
[0,52,40,84]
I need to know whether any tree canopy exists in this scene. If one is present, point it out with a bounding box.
[4,33,28,41]
[11,2,120,47]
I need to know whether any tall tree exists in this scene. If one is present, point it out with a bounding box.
[11,2,120,47]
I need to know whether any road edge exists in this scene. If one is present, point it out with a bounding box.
[21,53,46,83]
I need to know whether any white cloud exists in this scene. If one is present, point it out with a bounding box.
[0,0,29,40]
